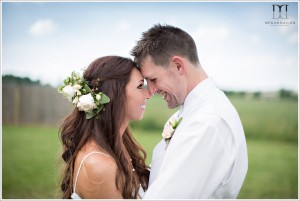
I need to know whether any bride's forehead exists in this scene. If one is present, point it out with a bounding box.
[128,68,144,83]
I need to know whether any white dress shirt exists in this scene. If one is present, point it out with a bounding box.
[144,78,248,199]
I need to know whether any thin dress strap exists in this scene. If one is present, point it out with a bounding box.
[73,151,110,195]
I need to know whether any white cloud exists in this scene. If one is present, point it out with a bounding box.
[210,53,298,91]
[191,25,230,44]
[287,32,298,44]
[29,18,57,36]
[116,21,130,31]
[277,16,297,35]
[249,34,262,45]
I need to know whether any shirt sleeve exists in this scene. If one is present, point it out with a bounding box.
[143,114,236,199]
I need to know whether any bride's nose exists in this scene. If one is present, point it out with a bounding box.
[144,89,151,99]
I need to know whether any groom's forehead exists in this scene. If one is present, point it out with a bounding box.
[140,57,160,78]
[141,66,156,79]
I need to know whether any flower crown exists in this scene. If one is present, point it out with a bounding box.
[58,71,110,119]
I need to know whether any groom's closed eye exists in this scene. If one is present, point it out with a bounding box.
[149,78,157,83]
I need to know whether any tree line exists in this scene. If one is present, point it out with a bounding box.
[2,74,41,85]
[2,74,298,101]
[223,89,298,101]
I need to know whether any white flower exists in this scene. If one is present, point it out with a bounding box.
[96,94,101,101]
[77,93,97,112]
[61,85,76,102]
[162,116,182,150]
[169,118,177,127]
[162,124,175,139]
[59,70,111,120]
[72,96,79,104]
[73,84,82,91]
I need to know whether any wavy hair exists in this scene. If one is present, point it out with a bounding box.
[59,56,149,198]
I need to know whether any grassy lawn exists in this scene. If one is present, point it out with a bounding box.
[2,125,62,198]
[230,97,298,142]
[2,92,298,199]
[133,95,298,143]
[237,140,298,198]
[2,125,298,199]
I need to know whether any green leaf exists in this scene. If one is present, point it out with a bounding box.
[58,86,64,92]
[174,117,182,128]
[165,139,171,150]
[96,105,104,114]
[64,78,69,85]
[85,111,94,120]
[99,94,110,104]
[82,82,92,92]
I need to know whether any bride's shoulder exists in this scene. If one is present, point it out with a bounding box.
[82,152,117,182]
[75,151,123,198]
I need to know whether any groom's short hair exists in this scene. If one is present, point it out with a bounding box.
[131,24,200,68]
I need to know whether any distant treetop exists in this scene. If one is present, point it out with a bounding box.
[2,74,41,85]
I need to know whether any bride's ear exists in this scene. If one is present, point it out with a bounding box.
[172,56,185,75]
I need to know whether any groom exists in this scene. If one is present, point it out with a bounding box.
[131,24,248,199]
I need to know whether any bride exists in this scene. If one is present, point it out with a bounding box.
[58,56,150,199]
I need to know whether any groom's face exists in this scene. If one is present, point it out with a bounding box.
[140,56,184,109]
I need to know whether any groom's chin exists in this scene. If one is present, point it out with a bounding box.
[166,101,178,109]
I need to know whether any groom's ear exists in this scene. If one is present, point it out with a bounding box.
[171,56,185,75]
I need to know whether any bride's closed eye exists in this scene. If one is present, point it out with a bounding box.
[137,83,144,89]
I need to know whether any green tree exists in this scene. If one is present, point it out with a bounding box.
[2,74,41,85]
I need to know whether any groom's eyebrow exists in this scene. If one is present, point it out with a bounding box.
[143,75,153,80]
[141,70,153,80]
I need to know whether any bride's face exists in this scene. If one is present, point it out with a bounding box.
[125,68,150,121]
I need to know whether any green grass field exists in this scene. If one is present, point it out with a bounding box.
[2,96,298,199]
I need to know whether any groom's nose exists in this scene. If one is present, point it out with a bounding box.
[147,81,157,96]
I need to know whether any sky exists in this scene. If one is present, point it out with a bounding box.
[1,1,299,92]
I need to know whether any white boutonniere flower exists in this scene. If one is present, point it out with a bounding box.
[162,116,182,149]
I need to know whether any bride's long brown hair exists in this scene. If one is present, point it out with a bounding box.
[59,56,149,199]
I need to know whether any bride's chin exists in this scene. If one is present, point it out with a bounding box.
[138,113,144,120]
[131,113,144,121]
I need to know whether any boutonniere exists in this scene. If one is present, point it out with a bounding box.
[162,117,182,149]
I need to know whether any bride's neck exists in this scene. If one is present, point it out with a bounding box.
[120,120,129,136]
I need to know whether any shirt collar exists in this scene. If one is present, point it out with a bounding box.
[179,77,216,117]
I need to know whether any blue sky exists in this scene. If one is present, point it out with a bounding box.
[2,1,298,91]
